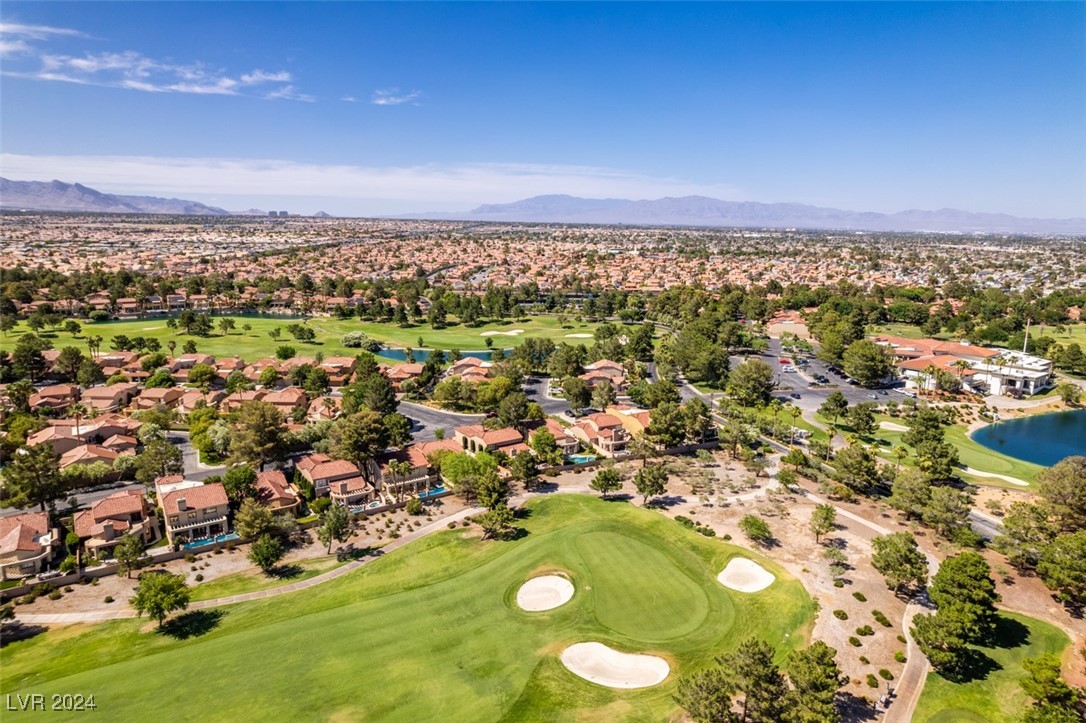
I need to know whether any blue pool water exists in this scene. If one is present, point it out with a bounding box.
[971,409,1086,467]
[417,486,447,500]
[182,533,239,550]
[567,454,598,464]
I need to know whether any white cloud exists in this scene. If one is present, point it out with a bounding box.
[0,22,87,40]
[0,153,747,211]
[0,25,311,101]
[240,69,292,85]
[340,95,357,102]
[372,88,421,106]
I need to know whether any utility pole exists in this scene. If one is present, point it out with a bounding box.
[1022,317,1031,354]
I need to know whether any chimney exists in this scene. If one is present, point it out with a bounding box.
[177,498,187,511]
[338,481,348,495]
[103,522,115,540]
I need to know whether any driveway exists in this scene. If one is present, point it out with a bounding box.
[399,400,484,441]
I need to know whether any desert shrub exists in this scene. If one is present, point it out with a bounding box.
[896,634,907,644]
[866,674,879,688]
[894,650,907,663]
[674,515,695,528]
[859,655,870,665]
[104,596,114,603]
[872,610,892,627]
[696,526,716,537]
[849,636,862,647]
[195,574,204,582]
[833,580,844,588]
[852,591,867,602]
[856,625,875,636]
[406,498,424,516]
[833,609,849,620]
[184,553,197,563]
[447,522,456,529]
[879,669,893,681]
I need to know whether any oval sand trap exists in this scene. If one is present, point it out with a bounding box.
[516,575,575,611]
[561,642,670,688]
[717,557,775,593]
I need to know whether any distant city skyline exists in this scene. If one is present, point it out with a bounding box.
[1,2,1083,218]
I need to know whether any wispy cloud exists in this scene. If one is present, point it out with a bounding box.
[0,153,748,210]
[372,88,421,106]
[340,95,357,103]
[0,22,87,58]
[0,23,311,101]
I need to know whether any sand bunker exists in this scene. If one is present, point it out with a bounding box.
[717,558,775,593]
[879,421,909,432]
[480,329,525,336]
[560,643,670,689]
[516,575,575,611]
[564,333,594,338]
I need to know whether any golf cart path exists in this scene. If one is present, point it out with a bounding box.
[960,466,1030,487]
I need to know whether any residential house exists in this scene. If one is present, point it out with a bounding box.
[319,356,357,387]
[131,387,184,411]
[255,470,301,515]
[73,490,158,555]
[297,456,374,506]
[307,395,342,423]
[81,383,140,413]
[453,424,527,456]
[169,353,216,383]
[263,387,308,417]
[579,359,627,390]
[59,444,122,471]
[221,389,267,412]
[0,512,59,580]
[28,384,79,413]
[571,413,630,456]
[160,482,230,546]
[177,389,225,417]
[386,362,425,391]
[607,404,654,437]
[446,357,493,383]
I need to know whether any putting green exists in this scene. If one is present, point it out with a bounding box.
[576,531,710,642]
[1,496,813,722]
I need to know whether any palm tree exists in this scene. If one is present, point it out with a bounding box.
[893,445,908,473]
[952,359,971,390]
[71,403,89,443]
[167,340,176,359]
[784,403,800,446]
[922,363,939,397]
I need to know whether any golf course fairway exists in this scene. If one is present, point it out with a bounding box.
[1,495,814,722]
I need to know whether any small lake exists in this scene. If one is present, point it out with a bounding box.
[971,409,1086,467]
[375,347,506,363]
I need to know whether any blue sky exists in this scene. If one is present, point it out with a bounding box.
[2,2,1084,217]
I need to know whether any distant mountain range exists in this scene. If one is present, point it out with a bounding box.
[0,179,335,218]
[1,178,232,216]
[1,178,1080,233]
[455,195,1086,235]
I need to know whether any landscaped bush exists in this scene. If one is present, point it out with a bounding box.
[872,610,892,627]
[848,636,862,647]
[696,526,716,537]
[406,498,424,516]
[447,522,456,529]
[852,591,867,602]
[833,580,844,588]
[195,574,204,582]
[674,515,695,529]
[866,674,879,688]
[48,590,63,600]
[858,655,870,665]
[856,625,875,636]
[184,553,197,563]
[103,596,114,604]
[894,650,907,663]
[722,534,732,541]
[896,634,907,644]
[879,669,893,681]
[833,609,849,620]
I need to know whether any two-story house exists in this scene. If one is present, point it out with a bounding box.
[160,483,231,546]
[73,489,159,557]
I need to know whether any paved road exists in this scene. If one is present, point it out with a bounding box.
[167,430,225,481]
[0,482,149,519]
[398,400,484,442]
[525,376,572,416]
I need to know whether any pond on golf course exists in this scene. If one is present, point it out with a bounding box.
[971,409,1086,467]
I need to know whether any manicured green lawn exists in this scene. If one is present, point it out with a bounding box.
[913,612,1070,723]
[188,555,348,602]
[0,314,603,360]
[1,495,814,722]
